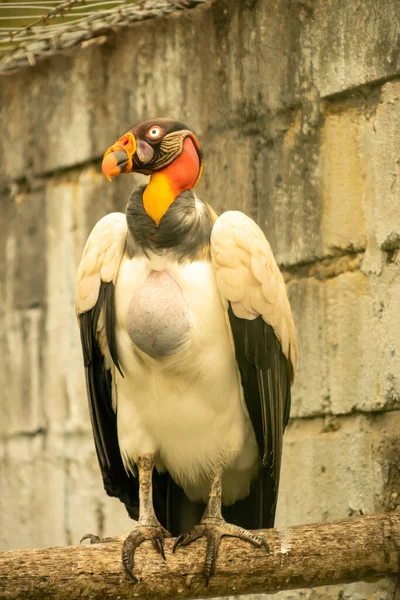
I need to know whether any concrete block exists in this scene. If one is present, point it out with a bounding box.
[360,81,400,261]
[271,106,323,266]
[276,411,400,527]
[301,0,400,98]
[0,189,47,435]
[0,308,46,436]
[199,75,396,269]
[319,110,367,254]
[2,190,47,311]
[45,178,86,431]
[0,188,46,316]
[289,266,400,417]
[0,434,66,550]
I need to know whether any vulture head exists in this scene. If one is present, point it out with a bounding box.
[101,118,204,224]
[102,118,203,186]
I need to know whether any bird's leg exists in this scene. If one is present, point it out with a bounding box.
[173,469,269,585]
[122,455,170,581]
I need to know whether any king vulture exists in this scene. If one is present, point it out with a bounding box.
[76,118,297,583]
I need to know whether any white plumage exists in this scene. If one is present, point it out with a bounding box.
[76,208,296,506]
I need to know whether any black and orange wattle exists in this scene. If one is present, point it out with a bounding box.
[102,132,136,181]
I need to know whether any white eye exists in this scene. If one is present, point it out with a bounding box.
[148,126,162,139]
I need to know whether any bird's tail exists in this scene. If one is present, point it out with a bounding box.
[222,468,277,530]
[157,468,276,535]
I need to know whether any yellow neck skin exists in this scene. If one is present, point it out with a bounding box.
[142,172,176,226]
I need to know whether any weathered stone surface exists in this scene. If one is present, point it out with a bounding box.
[2,0,400,187]
[0,188,47,436]
[0,434,66,550]
[2,190,47,311]
[271,103,323,266]
[198,121,314,266]
[360,81,400,263]
[276,411,400,526]
[0,307,46,437]
[319,110,367,254]
[301,0,400,98]
[271,411,400,599]
[289,265,400,417]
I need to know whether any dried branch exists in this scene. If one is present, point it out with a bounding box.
[0,512,399,599]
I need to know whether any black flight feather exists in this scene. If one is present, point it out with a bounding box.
[226,305,291,529]
[79,284,139,517]
[103,282,123,377]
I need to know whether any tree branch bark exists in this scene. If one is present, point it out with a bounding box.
[0,513,399,600]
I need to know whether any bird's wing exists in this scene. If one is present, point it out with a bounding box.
[76,213,140,517]
[211,210,297,527]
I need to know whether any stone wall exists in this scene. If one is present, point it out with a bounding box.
[0,1,399,598]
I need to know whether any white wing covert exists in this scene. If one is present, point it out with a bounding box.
[76,212,127,315]
[211,210,297,378]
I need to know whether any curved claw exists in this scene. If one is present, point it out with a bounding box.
[172,534,184,553]
[122,532,141,582]
[259,537,270,553]
[152,536,166,560]
[122,525,170,582]
[80,533,100,544]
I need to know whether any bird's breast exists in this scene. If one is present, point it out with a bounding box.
[126,270,191,357]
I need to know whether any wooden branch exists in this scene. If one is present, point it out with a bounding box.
[0,513,399,600]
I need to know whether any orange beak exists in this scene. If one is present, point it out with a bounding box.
[102,132,137,181]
